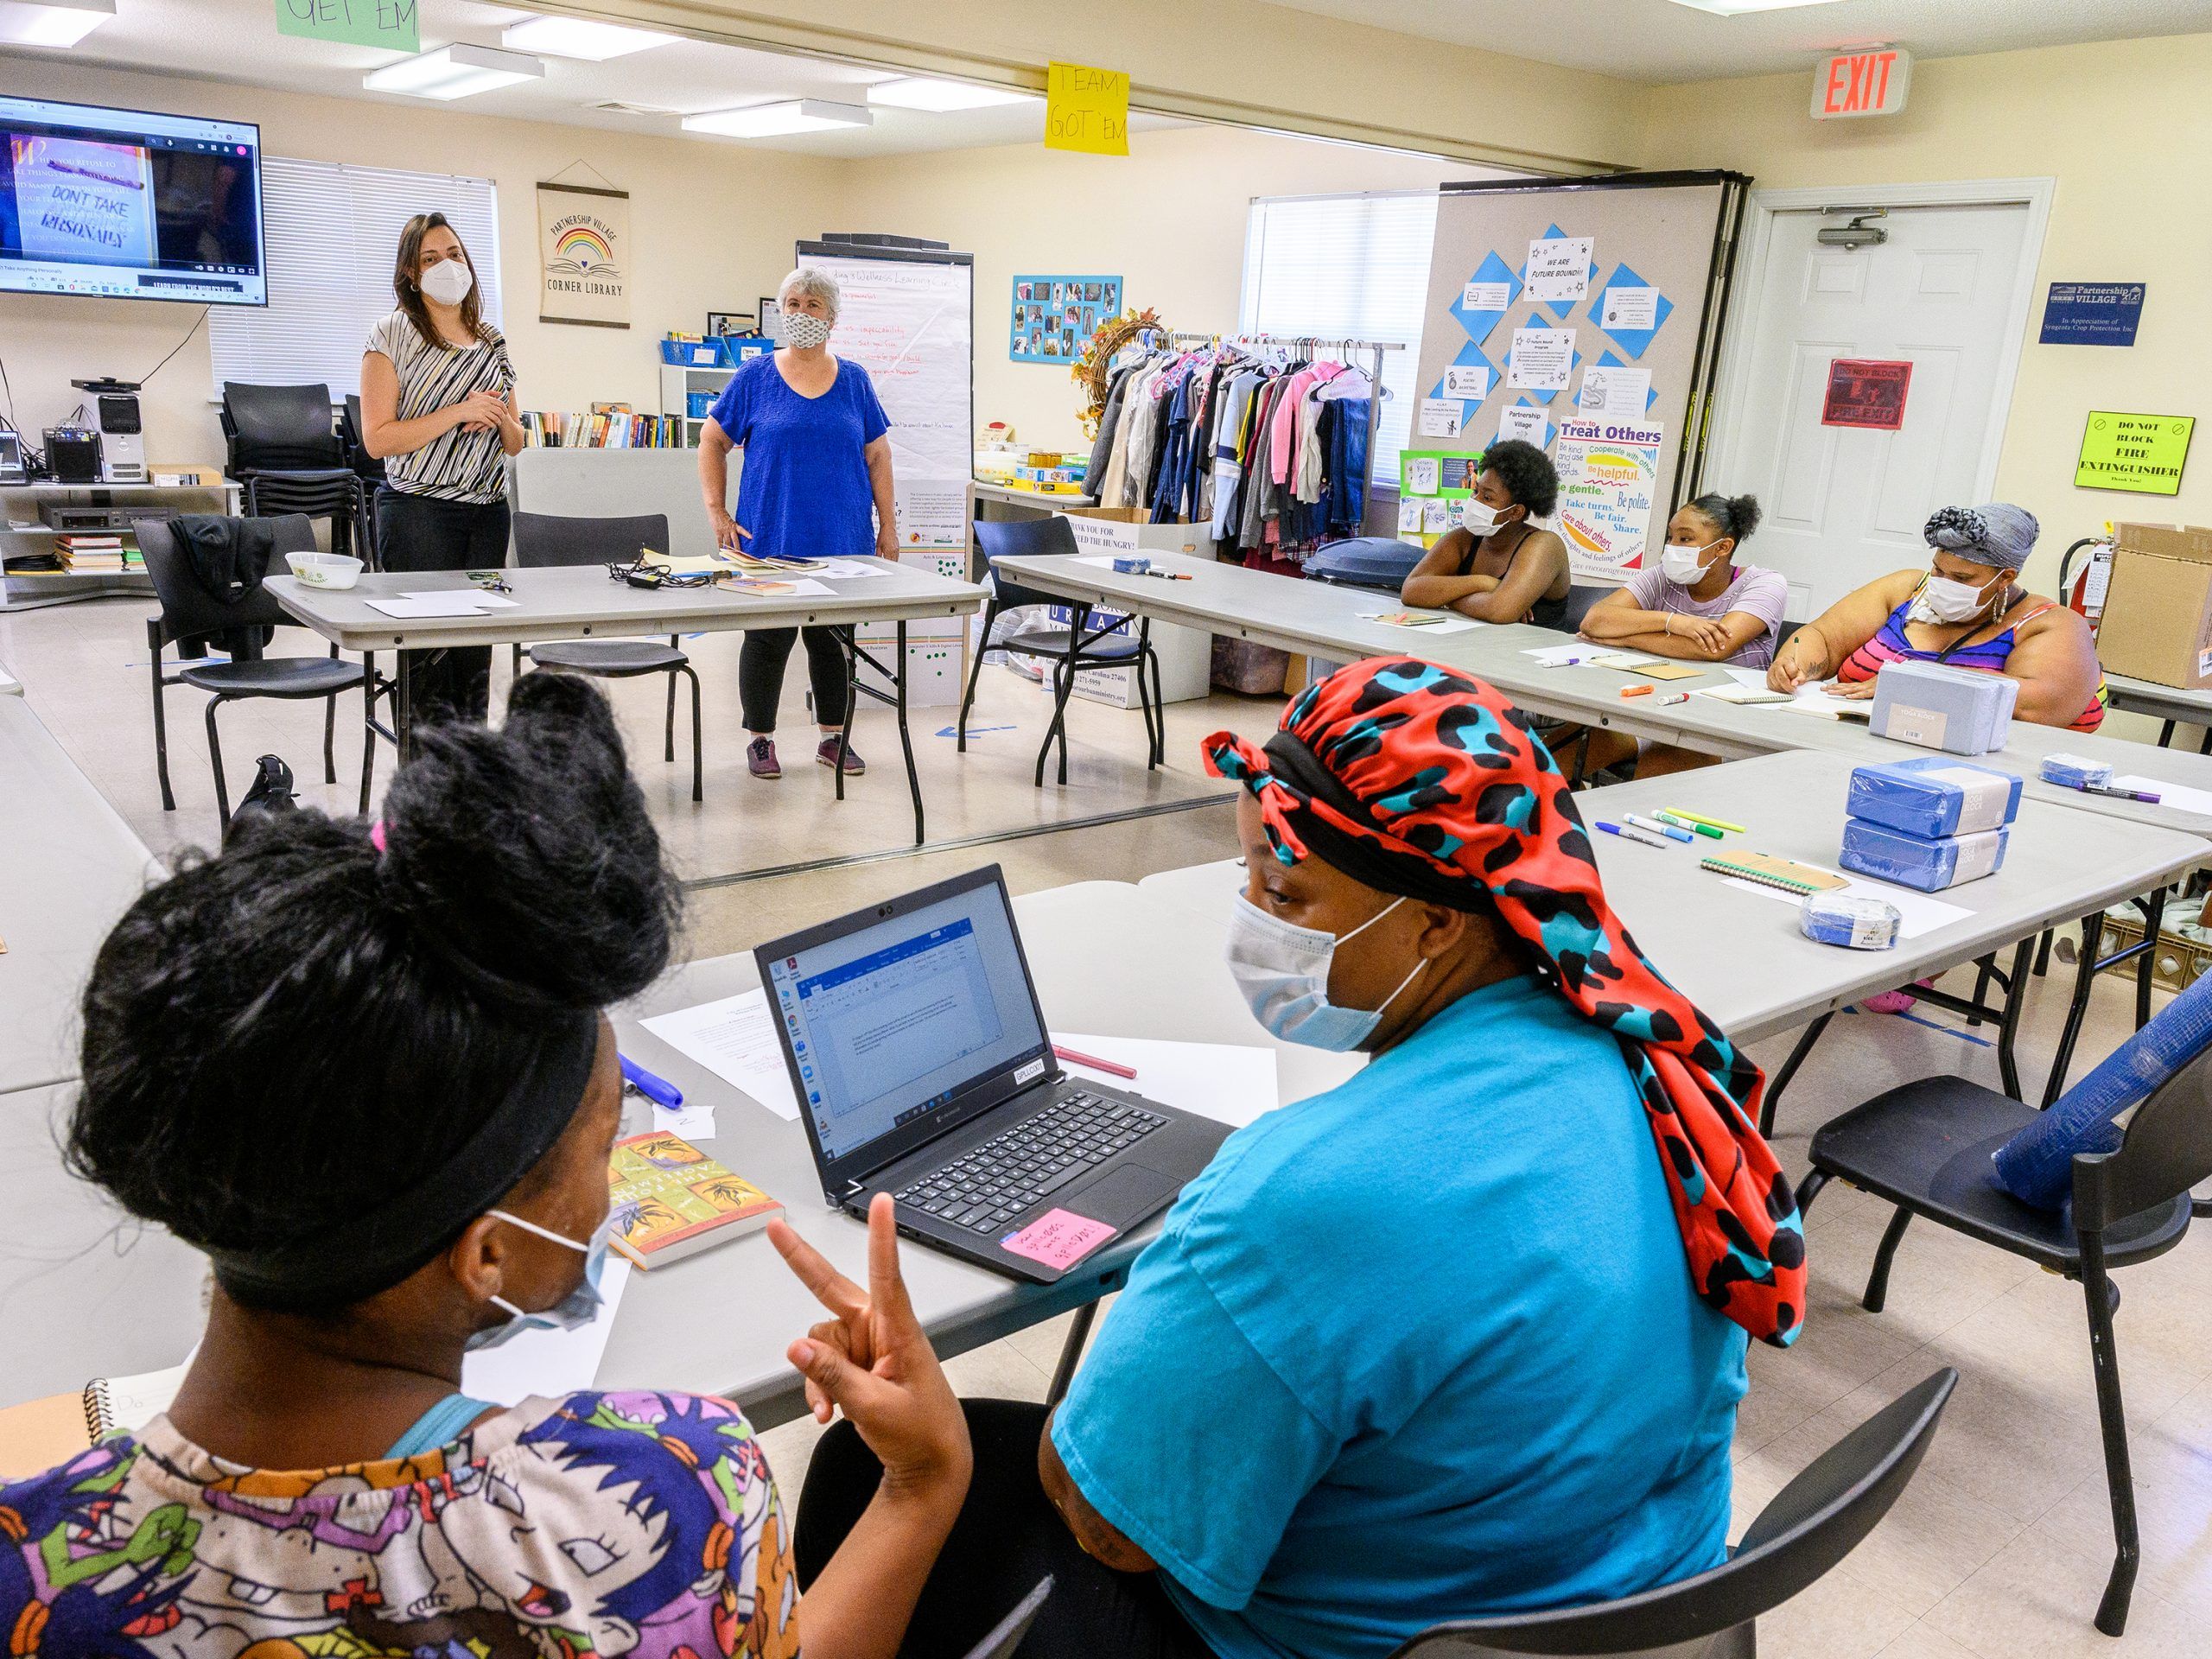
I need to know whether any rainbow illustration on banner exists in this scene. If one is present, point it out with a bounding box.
[552,223,614,270]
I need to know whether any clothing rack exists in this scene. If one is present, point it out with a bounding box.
[1130,330,1405,537]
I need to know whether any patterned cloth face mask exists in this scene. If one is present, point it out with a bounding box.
[782,311,834,349]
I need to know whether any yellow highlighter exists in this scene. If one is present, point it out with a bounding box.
[1663,808,1747,835]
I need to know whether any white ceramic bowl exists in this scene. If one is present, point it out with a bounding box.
[287,551,364,590]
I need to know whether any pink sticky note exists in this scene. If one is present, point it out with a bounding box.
[1001,1208,1117,1270]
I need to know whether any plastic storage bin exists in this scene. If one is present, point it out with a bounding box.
[660,340,723,367]
[1846,756,2023,840]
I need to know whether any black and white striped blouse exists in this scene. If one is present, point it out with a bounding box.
[365,309,515,505]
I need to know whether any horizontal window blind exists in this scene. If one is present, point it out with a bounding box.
[208,159,501,397]
[1238,191,1438,487]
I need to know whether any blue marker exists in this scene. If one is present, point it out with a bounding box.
[620,1053,683,1109]
[1597,819,1672,849]
[1626,812,1695,842]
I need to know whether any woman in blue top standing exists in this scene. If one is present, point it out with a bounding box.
[698,267,896,780]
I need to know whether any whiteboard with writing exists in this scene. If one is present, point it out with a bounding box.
[802,245,974,552]
[13,137,155,268]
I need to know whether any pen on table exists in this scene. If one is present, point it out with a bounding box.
[1655,810,1723,838]
[1054,1044,1138,1080]
[2086,784,2163,803]
[1654,691,1689,706]
[619,1053,683,1109]
[1619,683,1653,698]
[1597,820,1673,849]
[1138,569,1193,582]
[1626,812,1694,842]
[1664,808,1747,834]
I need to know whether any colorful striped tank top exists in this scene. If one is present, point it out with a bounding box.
[1836,591,2108,733]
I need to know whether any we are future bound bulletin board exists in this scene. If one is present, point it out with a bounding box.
[1012,274,1122,363]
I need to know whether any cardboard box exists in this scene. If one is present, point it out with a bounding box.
[2097,523,2212,689]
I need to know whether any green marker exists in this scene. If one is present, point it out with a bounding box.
[1656,810,1723,838]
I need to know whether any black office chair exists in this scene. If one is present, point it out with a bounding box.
[511,512,703,802]
[339,393,387,563]
[1557,582,1611,635]
[960,517,1164,786]
[139,514,373,830]
[221,382,367,565]
[1795,1038,2212,1637]
[956,1579,1052,1659]
[1387,1370,1957,1658]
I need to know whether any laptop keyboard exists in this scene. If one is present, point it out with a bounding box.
[894,1092,1167,1235]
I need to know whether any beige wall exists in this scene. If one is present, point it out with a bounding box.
[834,124,1470,452]
[0,57,836,467]
[1641,34,2212,599]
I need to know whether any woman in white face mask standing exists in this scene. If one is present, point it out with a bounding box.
[1399,439,1573,626]
[360,212,523,728]
[1768,502,2109,731]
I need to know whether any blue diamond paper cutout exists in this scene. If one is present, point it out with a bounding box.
[1450,251,1521,346]
[1515,224,1587,324]
[1588,263,1675,361]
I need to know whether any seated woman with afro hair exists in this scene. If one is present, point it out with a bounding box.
[1399,439,1572,626]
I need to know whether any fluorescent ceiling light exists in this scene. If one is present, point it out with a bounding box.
[364,43,545,100]
[866,75,1034,111]
[1666,0,1844,12]
[502,16,676,60]
[683,99,872,137]
[0,0,114,48]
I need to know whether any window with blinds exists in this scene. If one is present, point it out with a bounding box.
[1237,189,1439,488]
[207,158,502,397]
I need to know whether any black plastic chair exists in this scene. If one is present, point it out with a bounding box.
[339,393,387,562]
[960,517,1163,786]
[511,512,702,802]
[1386,1370,1956,1658]
[139,514,372,830]
[1795,1044,2212,1637]
[957,1578,1052,1659]
[1557,582,1610,635]
[221,382,367,565]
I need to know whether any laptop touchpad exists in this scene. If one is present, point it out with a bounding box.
[1071,1162,1177,1226]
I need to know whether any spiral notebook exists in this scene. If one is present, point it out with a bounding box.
[1700,849,1848,897]
[83,1363,188,1440]
[0,1363,188,1477]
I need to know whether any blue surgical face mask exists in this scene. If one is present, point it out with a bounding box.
[463,1207,616,1351]
[1223,892,1427,1052]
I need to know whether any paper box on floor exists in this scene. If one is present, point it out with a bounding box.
[1049,515,1216,708]
[1846,756,2023,839]
[2097,523,2212,690]
[1840,819,2010,892]
[1869,659,2017,754]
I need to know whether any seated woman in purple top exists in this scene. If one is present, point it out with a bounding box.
[1576,493,1788,777]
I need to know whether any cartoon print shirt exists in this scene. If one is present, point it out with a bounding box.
[0,1389,799,1659]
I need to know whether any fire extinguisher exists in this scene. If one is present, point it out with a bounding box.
[2058,531,2113,629]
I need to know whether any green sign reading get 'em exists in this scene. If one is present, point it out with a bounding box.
[275,0,418,54]
[2076,410,2194,496]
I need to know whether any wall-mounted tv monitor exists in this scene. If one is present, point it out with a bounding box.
[0,94,266,305]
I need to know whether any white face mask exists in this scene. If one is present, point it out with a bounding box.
[463,1207,616,1351]
[418,257,474,308]
[1909,571,2006,626]
[1661,538,1722,586]
[1224,892,1427,1052]
[1459,501,1508,537]
[782,310,834,349]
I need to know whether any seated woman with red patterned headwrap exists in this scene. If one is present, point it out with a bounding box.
[793,657,1806,1659]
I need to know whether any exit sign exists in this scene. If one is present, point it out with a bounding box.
[1812,47,1912,120]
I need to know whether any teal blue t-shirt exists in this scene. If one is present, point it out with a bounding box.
[1052,976,1749,1659]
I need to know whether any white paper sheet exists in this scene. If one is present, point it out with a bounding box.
[1720,874,1972,941]
[1403,457,1440,495]
[736,577,835,597]
[1577,365,1652,418]
[817,560,890,579]
[1723,666,1773,688]
[1497,405,1548,445]
[2111,775,2212,815]
[1051,1033,1280,1129]
[1397,497,1425,532]
[399,589,519,608]
[367,594,498,618]
[1358,610,1480,633]
[1508,327,1575,391]
[1442,365,1491,401]
[1417,397,1465,439]
[1600,285,1660,331]
[1462,279,1511,311]
[1523,641,1611,666]
[1774,682,1873,721]
[653,1103,719,1141]
[1525,236,1593,302]
[639,989,801,1120]
[1421,499,1452,533]
[461,1255,633,1408]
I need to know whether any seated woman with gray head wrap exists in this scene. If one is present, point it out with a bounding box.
[1767,501,2109,730]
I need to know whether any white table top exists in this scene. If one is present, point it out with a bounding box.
[0,699,162,1096]
[1137,749,2211,1046]
[269,559,985,652]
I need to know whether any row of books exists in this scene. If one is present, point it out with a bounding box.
[519,410,690,449]
[3,534,142,575]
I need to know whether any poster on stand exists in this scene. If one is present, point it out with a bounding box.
[1553,417,1663,579]
[804,244,974,551]
[537,181,629,328]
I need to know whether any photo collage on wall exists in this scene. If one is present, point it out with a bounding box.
[1011,273,1122,363]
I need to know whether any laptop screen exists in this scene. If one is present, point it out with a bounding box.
[765,880,1048,1165]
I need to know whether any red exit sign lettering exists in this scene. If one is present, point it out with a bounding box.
[1811,47,1912,120]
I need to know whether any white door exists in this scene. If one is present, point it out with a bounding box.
[1717,200,2033,620]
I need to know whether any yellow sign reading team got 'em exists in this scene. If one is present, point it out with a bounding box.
[1045,61,1130,156]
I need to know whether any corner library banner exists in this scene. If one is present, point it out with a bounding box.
[537,181,629,328]
[1411,171,1748,579]
[801,242,974,551]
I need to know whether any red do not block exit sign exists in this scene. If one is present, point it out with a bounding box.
[1811,47,1912,119]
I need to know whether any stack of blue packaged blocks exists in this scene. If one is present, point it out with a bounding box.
[1840,756,2021,892]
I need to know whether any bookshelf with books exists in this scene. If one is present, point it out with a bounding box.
[1,476,241,613]
[519,409,690,449]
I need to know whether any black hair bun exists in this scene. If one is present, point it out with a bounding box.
[1726,494,1763,540]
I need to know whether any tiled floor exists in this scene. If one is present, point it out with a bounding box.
[8,593,2209,1656]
